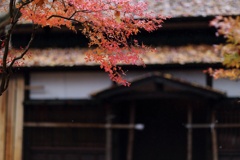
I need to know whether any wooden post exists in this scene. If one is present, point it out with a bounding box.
[187,107,192,160]
[5,79,16,160]
[211,111,218,160]
[0,92,7,160]
[106,105,112,160]
[127,104,135,160]
[0,76,24,160]
[13,77,24,160]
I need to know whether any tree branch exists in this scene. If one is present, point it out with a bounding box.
[47,14,81,23]
[9,25,37,67]
[47,8,111,21]
[0,24,37,95]
[0,70,11,95]
[0,0,35,95]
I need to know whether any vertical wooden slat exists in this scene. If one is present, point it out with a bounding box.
[211,111,218,160]
[127,104,135,160]
[5,79,16,160]
[187,107,192,160]
[0,92,7,160]
[106,105,112,160]
[14,77,24,160]
[0,76,25,160]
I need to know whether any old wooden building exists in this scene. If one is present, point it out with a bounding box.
[1,1,240,160]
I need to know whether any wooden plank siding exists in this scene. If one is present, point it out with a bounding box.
[0,76,25,160]
[0,88,7,160]
[14,77,24,160]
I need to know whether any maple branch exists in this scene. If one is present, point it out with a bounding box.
[47,9,94,23]
[0,24,36,95]
[0,29,12,95]
[0,0,35,95]
[9,25,37,68]
[47,14,80,23]
[47,7,112,22]
[0,72,11,95]
[0,0,165,89]
[9,0,15,18]
[2,28,12,71]
[0,26,14,95]
[0,0,30,30]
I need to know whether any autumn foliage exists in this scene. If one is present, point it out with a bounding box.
[209,16,240,80]
[0,0,166,94]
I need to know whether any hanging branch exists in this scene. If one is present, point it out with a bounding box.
[0,0,36,95]
[0,0,166,95]
[9,25,37,67]
[0,24,36,95]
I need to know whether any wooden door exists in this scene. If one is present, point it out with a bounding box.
[23,103,106,160]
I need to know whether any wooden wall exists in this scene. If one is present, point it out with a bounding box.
[0,76,25,160]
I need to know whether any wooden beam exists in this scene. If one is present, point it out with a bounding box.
[211,111,218,160]
[24,122,137,129]
[187,107,192,160]
[24,85,44,90]
[106,106,112,160]
[186,112,223,160]
[185,123,240,129]
[127,104,135,160]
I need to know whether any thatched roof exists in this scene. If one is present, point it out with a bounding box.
[1,1,233,67]
[19,45,221,67]
[1,0,240,18]
[146,0,240,17]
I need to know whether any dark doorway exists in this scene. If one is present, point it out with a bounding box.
[133,99,187,160]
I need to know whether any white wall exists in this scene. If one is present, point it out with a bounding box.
[30,72,112,99]
[29,70,240,99]
[213,78,240,97]
[166,70,206,86]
